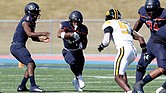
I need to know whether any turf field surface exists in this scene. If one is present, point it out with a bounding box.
[0,63,163,93]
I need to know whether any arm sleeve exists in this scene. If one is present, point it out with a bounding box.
[103,26,113,33]
[102,26,113,46]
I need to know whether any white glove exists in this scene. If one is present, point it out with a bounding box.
[72,32,80,42]
[143,53,151,62]
[78,42,83,49]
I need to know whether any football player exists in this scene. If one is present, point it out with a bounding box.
[97,8,147,93]
[57,10,88,92]
[152,26,166,93]
[10,2,50,92]
[133,26,166,93]
[132,0,166,93]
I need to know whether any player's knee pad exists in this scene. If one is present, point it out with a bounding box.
[136,65,146,73]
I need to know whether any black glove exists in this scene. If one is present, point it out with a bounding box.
[98,43,105,52]
[143,52,151,62]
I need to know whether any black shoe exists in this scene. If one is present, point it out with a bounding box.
[17,85,29,92]
[133,81,145,93]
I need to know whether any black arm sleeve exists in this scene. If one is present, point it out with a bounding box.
[104,26,113,34]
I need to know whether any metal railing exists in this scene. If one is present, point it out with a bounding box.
[0,19,149,54]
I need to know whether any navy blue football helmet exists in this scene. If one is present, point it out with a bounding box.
[69,10,83,23]
[145,0,160,18]
[105,9,121,21]
[145,0,160,12]
[25,2,41,19]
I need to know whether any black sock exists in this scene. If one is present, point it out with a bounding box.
[70,64,80,77]
[162,81,166,89]
[136,71,145,82]
[20,77,28,87]
[29,76,36,87]
[142,74,153,84]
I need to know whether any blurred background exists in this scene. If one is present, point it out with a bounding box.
[0,0,166,55]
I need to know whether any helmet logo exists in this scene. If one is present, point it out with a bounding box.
[106,11,110,16]
[28,5,35,10]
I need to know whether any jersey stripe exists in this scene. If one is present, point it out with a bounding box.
[115,47,124,75]
[115,9,118,19]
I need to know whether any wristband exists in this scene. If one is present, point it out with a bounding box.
[101,43,106,48]
[140,43,146,48]
[142,48,147,53]
[61,32,65,39]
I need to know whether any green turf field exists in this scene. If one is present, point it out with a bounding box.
[0,64,164,93]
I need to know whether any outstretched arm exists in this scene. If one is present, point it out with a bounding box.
[23,22,50,38]
[98,26,113,52]
[132,30,147,53]
[22,21,50,42]
[31,36,50,43]
[133,19,144,32]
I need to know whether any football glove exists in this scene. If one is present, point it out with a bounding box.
[72,32,80,42]
[78,42,83,49]
[143,52,151,62]
[98,43,105,52]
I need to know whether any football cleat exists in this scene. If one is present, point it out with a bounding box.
[126,90,133,93]
[77,75,85,89]
[72,78,83,92]
[133,80,145,93]
[17,85,29,92]
[30,85,42,92]
[156,87,164,93]
[158,87,166,93]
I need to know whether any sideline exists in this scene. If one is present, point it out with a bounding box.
[0,54,157,65]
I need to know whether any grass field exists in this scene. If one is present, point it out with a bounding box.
[0,1,166,92]
[0,64,164,93]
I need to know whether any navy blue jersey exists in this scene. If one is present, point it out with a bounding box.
[156,26,166,39]
[60,21,88,49]
[153,26,166,46]
[10,15,36,65]
[12,15,36,44]
[138,6,166,37]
